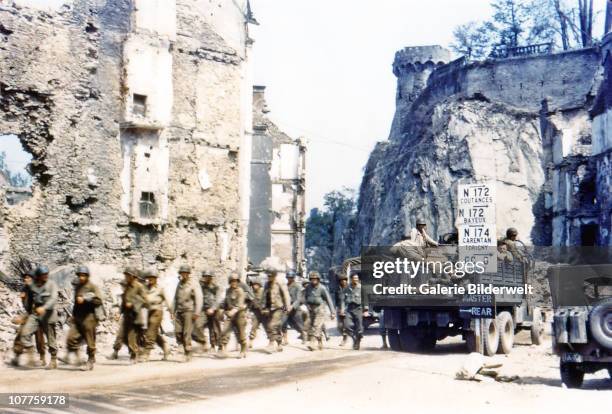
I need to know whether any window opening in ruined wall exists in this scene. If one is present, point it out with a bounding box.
[132,94,147,117]
[0,134,33,205]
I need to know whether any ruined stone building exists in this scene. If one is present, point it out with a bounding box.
[248,86,306,274]
[0,0,259,279]
[344,17,612,253]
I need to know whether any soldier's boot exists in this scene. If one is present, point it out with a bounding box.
[307,340,317,351]
[264,341,276,354]
[184,351,192,362]
[38,354,46,367]
[24,348,36,367]
[140,350,150,363]
[59,351,81,366]
[276,340,283,352]
[108,350,119,360]
[10,352,21,367]
[248,338,254,349]
[81,357,94,371]
[217,345,227,359]
[128,354,138,365]
[45,356,57,370]
[340,335,348,346]
[318,338,324,351]
[301,332,307,344]
[282,332,289,345]
[381,334,389,350]
[162,343,170,361]
[238,343,247,359]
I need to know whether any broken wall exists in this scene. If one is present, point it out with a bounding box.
[0,0,253,281]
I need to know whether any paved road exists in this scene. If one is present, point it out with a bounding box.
[2,352,385,414]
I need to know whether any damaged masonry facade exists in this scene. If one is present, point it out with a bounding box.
[0,0,304,282]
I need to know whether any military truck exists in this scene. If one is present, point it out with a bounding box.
[548,264,612,388]
[359,245,545,355]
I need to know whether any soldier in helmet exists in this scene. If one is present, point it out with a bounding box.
[344,271,365,350]
[281,271,305,345]
[61,266,103,370]
[335,273,350,346]
[116,267,148,364]
[193,269,222,352]
[11,266,58,369]
[262,268,291,353]
[12,269,47,367]
[303,271,335,351]
[503,228,525,262]
[218,273,248,358]
[142,269,172,361]
[173,265,202,362]
[248,275,265,348]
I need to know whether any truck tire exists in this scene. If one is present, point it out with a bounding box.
[388,330,402,351]
[399,328,421,352]
[530,308,544,345]
[496,312,514,354]
[560,362,584,388]
[589,298,612,350]
[482,318,499,356]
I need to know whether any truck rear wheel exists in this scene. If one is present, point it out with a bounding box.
[388,330,402,351]
[560,362,584,388]
[496,312,514,354]
[482,318,499,356]
[531,308,544,345]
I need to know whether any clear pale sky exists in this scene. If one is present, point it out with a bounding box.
[2,0,608,210]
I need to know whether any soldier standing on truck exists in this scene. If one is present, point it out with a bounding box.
[503,228,525,262]
[281,271,305,345]
[173,265,203,362]
[391,218,438,260]
[344,271,364,350]
[336,274,349,346]
[11,266,58,369]
[497,240,514,262]
[142,269,172,362]
[262,268,291,353]
[303,271,335,351]
[62,266,103,371]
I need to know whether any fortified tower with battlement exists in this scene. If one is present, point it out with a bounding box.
[392,45,452,104]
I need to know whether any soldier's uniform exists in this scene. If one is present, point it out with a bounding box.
[263,270,291,353]
[335,276,349,346]
[248,279,265,346]
[14,267,59,368]
[173,266,203,361]
[12,270,47,366]
[344,276,364,350]
[65,266,103,370]
[193,271,222,351]
[143,270,172,361]
[303,272,335,351]
[219,275,248,358]
[281,273,305,344]
[119,269,148,362]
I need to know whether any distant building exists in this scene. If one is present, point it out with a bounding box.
[248,86,307,274]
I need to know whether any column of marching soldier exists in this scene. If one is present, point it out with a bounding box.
[9,264,366,371]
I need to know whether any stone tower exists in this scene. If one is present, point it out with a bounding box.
[392,45,452,104]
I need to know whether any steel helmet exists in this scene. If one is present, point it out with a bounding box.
[75,265,90,276]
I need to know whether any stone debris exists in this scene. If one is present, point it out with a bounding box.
[455,352,518,383]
